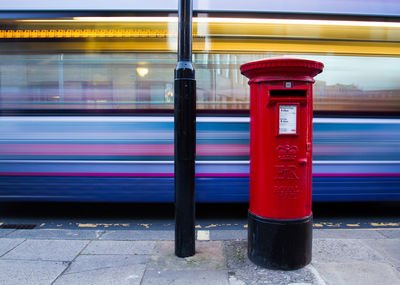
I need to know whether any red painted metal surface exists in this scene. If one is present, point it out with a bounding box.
[241,58,323,219]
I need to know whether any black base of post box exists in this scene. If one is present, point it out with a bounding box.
[248,211,312,270]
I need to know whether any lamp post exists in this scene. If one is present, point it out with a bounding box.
[174,0,196,258]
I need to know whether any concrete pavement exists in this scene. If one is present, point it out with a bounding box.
[0,228,399,285]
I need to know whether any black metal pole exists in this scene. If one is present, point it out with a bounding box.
[174,0,196,257]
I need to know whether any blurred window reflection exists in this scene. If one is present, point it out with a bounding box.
[0,53,399,113]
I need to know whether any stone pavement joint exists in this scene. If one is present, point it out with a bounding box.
[0,228,398,285]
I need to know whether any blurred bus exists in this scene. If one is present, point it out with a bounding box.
[0,1,399,202]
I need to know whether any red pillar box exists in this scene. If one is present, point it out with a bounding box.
[240,58,323,270]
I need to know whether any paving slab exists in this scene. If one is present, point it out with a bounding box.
[147,241,226,271]
[7,229,104,240]
[312,238,383,263]
[141,270,229,285]
[0,259,68,285]
[53,263,146,285]
[313,262,400,285]
[100,230,173,241]
[0,226,398,284]
[313,229,384,239]
[1,239,89,261]
[231,267,319,285]
[224,241,320,285]
[377,229,400,239]
[0,229,15,238]
[228,275,247,285]
[363,239,400,267]
[0,238,25,256]
[66,254,149,274]
[210,230,247,241]
[82,240,155,255]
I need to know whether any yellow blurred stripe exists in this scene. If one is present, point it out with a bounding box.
[195,39,400,56]
[0,28,169,38]
[197,21,400,42]
[3,19,400,41]
[1,19,400,56]
[2,38,398,56]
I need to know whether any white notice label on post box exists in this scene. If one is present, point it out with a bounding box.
[279,105,297,135]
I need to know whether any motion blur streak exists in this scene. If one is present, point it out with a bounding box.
[0,2,399,202]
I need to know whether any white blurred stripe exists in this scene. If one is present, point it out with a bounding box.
[0,116,175,123]
[313,160,400,164]
[314,118,400,124]
[1,116,400,124]
[0,116,248,123]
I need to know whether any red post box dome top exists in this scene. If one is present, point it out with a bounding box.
[240,58,324,82]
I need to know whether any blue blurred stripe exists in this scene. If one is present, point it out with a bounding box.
[0,116,400,201]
